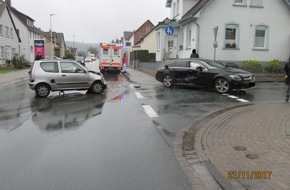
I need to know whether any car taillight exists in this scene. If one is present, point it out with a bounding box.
[29,79,35,83]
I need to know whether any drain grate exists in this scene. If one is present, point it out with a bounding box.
[245,153,259,159]
[233,146,247,151]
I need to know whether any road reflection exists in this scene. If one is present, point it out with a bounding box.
[30,93,106,132]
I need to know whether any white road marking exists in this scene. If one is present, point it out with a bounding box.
[237,99,250,103]
[135,92,144,99]
[225,94,250,103]
[227,95,239,99]
[142,105,159,118]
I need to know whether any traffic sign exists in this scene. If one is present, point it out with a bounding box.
[213,26,218,41]
[165,25,174,36]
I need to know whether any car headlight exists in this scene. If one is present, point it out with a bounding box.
[229,75,242,81]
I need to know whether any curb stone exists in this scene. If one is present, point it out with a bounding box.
[174,103,253,190]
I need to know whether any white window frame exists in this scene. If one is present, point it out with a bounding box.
[233,0,247,6]
[0,46,4,58]
[253,25,269,50]
[10,28,13,39]
[5,26,9,37]
[224,23,239,49]
[186,26,191,49]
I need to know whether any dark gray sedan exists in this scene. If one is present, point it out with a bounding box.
[155,58,255,93]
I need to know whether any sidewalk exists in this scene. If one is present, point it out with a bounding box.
[0,69,29,86]
[123,68,290,190]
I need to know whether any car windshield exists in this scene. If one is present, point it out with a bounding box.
[200,59,225,69]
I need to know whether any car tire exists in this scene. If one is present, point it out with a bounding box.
[35,83,50,98]
[163,74,174,88]
[90,81,104,94]
[214,78,230,93]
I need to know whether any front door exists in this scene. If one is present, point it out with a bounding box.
[168,36,177,59]
[58,61,90,90]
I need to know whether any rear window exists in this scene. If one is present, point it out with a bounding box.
[40,62,59,73]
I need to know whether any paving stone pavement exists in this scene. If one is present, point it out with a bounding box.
[182,103,290,190]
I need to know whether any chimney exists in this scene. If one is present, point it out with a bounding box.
[5,0,11,7]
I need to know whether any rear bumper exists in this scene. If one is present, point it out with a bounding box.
[28,82,35,90]
[99,66,122,71]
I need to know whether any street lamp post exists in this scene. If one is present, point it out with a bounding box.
[73,35,75,48]
[50,14,55,57]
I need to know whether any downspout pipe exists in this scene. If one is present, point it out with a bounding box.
[192,19,200,55]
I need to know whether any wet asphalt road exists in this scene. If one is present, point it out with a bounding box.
[0,69,286,190]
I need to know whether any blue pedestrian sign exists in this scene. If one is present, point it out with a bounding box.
[165,25,174,36]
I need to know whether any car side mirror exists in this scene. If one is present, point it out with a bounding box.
[165,65,169,69]
[196,66,203,71]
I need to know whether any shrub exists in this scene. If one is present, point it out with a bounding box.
[131,50,149,62]
[11,55,29,69]
[148,53,156,62]
[241,60,263,73]
[264,59,283,74]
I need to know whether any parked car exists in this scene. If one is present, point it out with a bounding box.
[75,56,85,66]
[28,58,107,97]
[155,58,255,93]
[85,58,92,65]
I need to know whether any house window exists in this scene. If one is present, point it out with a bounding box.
[10,28,13,39]
[233,0,247,6]
[250,0,263,7]
[0,25,3,35]
[6,47,11,60]
[145,27,150,34]
[225,24,239,48]
[186,27,191,49]
[0,46,4,58]
[254,25,268,49]
[5,26,9,37]
[12,48,16,57]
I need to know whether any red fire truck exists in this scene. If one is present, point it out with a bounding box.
[99,43,122,73]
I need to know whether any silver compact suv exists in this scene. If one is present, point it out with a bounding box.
[28,58,107,97]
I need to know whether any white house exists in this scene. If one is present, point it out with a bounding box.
[0,0,20,65]
[156,0,290,62]
[9,2,42,64]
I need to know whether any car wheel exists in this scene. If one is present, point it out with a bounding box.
[163,74,174,88]
[214,78,230,93]
[35,84,50,98]
[90,81,104,94]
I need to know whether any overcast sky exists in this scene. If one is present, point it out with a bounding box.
[11,0,170,43]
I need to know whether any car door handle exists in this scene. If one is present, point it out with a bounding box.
[62,75,66,77]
